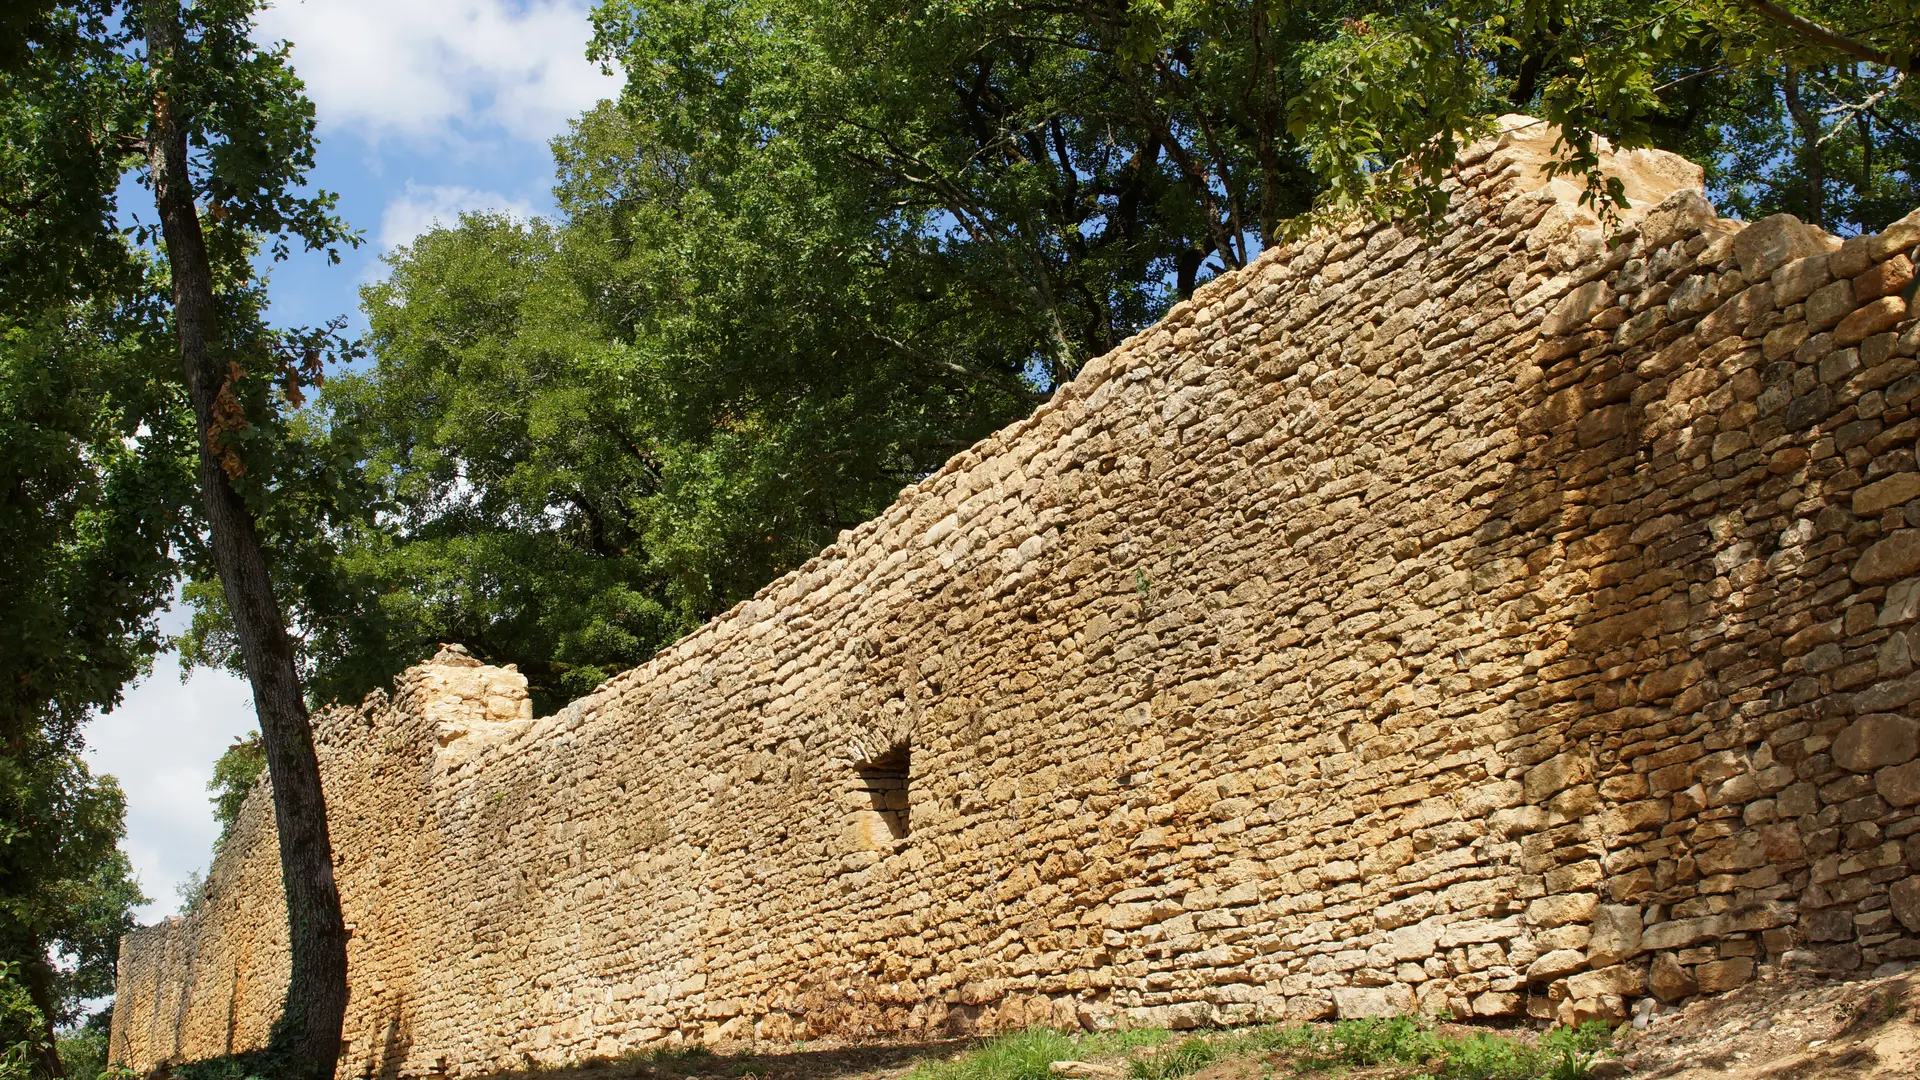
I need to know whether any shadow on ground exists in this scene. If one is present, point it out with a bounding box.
[472,1039,969,1080]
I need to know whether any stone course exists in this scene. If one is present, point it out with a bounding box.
[111,116,1920,1077]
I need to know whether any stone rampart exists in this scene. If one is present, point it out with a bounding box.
[111,117,1920,1077]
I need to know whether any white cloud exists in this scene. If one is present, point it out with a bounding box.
[255,0,620,143]
[83,649,255,925]
[378,181,539,249]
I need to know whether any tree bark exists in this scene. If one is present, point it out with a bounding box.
[140,4,349,1076]
[1782,67,1827,227]
[19,945,64,1079]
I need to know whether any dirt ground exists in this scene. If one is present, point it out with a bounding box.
[1608,969,1920,1080]
[474,971,1920,1080]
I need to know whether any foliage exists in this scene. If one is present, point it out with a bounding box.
[899,1022,1609,1080]
[54,1008,111,1080]
[162,0,1919,719]
[1,962,42,1080]
[207,732,266,843]
[1282,0,1919,233]
[1128,1038,1215,1080]
[908,1027,1172,1080]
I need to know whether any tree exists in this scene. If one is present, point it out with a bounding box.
[207,732,266,844]
[1281,0,1918,232]
[5,2,359,1075]
[2,10,188,1073]
[135,1,357,1073]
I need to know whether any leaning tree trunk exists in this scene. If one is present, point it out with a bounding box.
[141,4,350,1076]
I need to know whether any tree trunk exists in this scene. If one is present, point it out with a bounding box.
[140,4,349,1077]
[1782,67,1827,227]
[19,945,64,1079]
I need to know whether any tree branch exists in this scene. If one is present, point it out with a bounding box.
[1744,0,1914,72]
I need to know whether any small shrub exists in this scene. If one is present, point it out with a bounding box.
[1436,1032,1536,1080]
[1320,1017,1433,1067]
[1128,1038,1215,1080]
[1537,1022,1610,1080]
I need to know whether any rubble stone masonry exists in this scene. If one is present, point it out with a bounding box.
[112,117,1920,1077]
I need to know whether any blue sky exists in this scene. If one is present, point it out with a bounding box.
[82,0,619,923]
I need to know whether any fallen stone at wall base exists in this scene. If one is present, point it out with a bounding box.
[110,118,1920,1078]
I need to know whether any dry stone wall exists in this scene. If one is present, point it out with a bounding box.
[112,117,1920,1078]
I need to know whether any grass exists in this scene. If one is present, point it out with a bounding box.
[908,1019,1611,1080]
[909,1027,1176,1080]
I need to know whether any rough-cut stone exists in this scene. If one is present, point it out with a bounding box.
[1855,530,1920,583]
[1333,986,1414,1019]
[1832,714,1920,772]
[105,122,1920,1080]
[1855,474,1920,516]
[1856,254,1915,302]
[1733,213,1829,281]
[1525,751,1594,804]
[1893,877,1920,933]
[1871,208,1920,259]
[1567,964,1647,999]
[1649,954,1697,1003]
[1807,279,1857,330]
[1837,296,1910,346]
[1527,950,1588,980]
[1692,958,1755,993]
[1529,894,1599,929]
[1878,760,1920,807]
[1772,255,1832,305]
[1587,905,1644,967]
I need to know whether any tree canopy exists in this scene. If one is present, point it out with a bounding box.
[170,0,1918,720]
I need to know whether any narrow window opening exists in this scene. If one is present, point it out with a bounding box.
[854,745,911,839]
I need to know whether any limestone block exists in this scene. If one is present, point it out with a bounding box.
[1857,255,1915,302]
[1869,208,1920,259]
[1772,255,1832,305]
[1692,958,1755,993]
[1891,877,1920,932]
[1524,752,1594,804]
[1641,916,1723,951]
[1854,474,1920,516]
[1526,950,1587,981]
[1544,281,1614,336]
[1528,894,1598,928]
[1640,189,1718,249]
[1566,963,1646,999]
[1648,954,1696,1003]
[1332,985,1414,1019]
[1807,279,1856,330]
[1733,214,1831,281]
[1587,906,1644,967]
[1832,714,1920,772]
[1877,760,1920,807]
[1855,530,1920,583]
[1837,296,1910,346]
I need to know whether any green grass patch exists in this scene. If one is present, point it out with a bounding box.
[909,1027,1175,1080]
[907,1019,1609,1080]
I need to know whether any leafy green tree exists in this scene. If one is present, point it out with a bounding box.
[207,732,266,843]
[0,747,145,1079]
[1282,0,1918,231]
[136,0,358,1071]
[2,11,188,1075]
[6,1,362,1074]
[222,0,1918,722]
